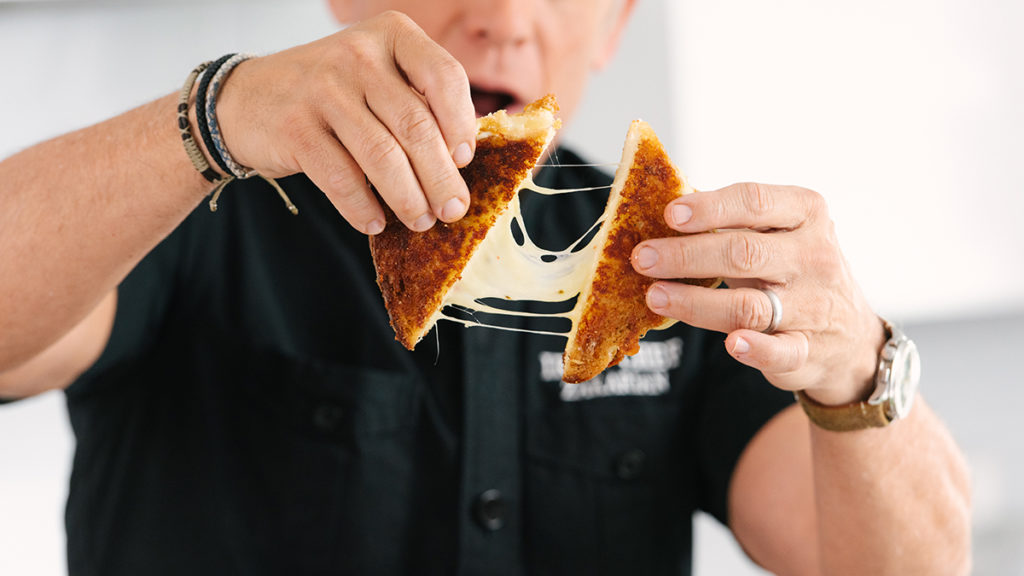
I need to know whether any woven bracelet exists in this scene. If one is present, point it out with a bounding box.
[204,53,257,179]
[182,55,297,216]
[195,53,236,177]
[176,61,223,183]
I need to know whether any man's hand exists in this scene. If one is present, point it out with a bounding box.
[214,11,477,235]
[633,182,972,573]
[631,182,886,405]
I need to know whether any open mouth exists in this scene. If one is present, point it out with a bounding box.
[471,86,518,117]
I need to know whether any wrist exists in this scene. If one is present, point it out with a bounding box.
[802,315,887,406]
[796,316,920,432]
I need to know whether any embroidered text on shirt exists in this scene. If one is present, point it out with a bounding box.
[538,338,683,402]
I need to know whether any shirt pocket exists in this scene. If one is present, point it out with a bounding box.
[242,349,420,445]
[223,348,425,574]
[524,395,697,575]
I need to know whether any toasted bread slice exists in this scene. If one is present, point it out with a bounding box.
[560,120,720,383]
[369,95,560,349]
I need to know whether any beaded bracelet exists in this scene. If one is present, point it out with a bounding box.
[204,53,257,179]
[176,61,224,183]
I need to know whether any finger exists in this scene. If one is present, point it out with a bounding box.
[633,230,794,282]
[725,329,811,388]
[294,130,386,235]
[664,182,827,233]
[388,13,477,167]
[328,99,436,232]
[364,78,470,223]
[646,282,781,334]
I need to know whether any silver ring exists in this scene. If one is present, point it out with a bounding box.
[760,288,783,334]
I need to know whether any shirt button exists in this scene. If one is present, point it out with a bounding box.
[615,449,646,480]
[473,489,506,532]
[312,403,345,433]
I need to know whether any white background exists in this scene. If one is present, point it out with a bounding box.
[667,0,1024,324]
[2,0,1022,574]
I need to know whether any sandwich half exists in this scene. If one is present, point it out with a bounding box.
[560,120,721,383]
[369,95,560,349]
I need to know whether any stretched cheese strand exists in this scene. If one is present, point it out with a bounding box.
[518,174,612,195]
[438,178,613,335]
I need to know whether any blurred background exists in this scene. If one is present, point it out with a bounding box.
[1,0,1022,573]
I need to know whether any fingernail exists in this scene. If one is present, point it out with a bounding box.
[366,219,385,235]
[634,246,659,270]
[453,142,473,167]
[441,197,466,221]
[413,213,435,231]
[647,285,669,309]
[732,337,751,355]
[671,203,693,226]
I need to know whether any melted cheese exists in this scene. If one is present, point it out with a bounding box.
[431,121,696,339]
[433,176,614,336]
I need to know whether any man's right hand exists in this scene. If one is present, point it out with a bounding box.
[213,11,477,235]
[0,11,477,391]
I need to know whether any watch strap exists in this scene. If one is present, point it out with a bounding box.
[794,390,891,432]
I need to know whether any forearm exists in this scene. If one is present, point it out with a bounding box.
[811,397,971,574]
[0,93,212,370]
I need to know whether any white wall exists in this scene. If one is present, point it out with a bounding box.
[0,0,339,159]
[667,0,1024,323]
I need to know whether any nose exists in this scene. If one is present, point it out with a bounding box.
[463,0,536,48]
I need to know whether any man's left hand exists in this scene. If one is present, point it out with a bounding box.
[631,182,886,405]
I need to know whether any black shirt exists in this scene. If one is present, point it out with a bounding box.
[65,148,793,575]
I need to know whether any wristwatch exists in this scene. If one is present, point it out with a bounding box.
[796,318,920,432]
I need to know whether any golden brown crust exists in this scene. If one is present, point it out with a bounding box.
[562,124,719,383]
[369,96,558,349]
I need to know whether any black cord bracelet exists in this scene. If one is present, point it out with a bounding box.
[195,53,236,177]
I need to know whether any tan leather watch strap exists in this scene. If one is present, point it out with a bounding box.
[794,390,891,432]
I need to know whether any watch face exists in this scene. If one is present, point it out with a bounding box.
[889,339,921,419]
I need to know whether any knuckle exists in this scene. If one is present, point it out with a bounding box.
[727,234,769,274]
[801,187,830,219]
[325,167,360,196]
[391,106,436,147]
[434,58,469,93]
[787,336,810,371]
[360,130,401,166]
[380,9,413,28]
[393,193,426,221]
[677,290,700,320]
[280,109,316,146]
[423,167,460,196]
[376,10,418,43]
[395,106,439,148]
[711,192,730,223]
[341,31,383,69]
[804,222,843,279]
[741,182,774,216]
[733,291,772,330]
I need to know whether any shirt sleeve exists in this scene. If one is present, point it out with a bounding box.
[65,215,192,401]
[694,330,795,526]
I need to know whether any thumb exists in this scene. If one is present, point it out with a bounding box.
[725,329,810,390]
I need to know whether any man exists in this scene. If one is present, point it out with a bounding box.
[0,0,970,574]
